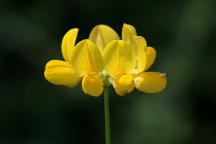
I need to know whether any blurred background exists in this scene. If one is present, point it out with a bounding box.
[1,0,216,143]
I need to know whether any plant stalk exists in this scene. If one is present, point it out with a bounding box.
[104,86,111,144]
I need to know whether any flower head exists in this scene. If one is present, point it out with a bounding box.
[89,24,167,95]
[44,24,167,96]
[44,28,104,96]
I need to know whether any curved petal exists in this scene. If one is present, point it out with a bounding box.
[122,24,138,68]
[144,47,157,71]
[82,74,103,96]
[122,23,137,41]
[71,39,103,76]
[89,25,120,52]
[44,60,80,87]
[103,40,136,77]
[113,74,134,96]
[61,28,78,62]
[122,23,137,46]
[131,36,147,74]
[134,72,167,93]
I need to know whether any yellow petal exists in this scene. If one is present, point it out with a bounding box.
[132,36,147,74]
[113,74,134,96]
[103,40,136,77]
[61,28,78,62]
[144,47,156,71]
[122,24,138,66]
[71,39,103,76]
[134,72,167,93]
[122,23,137,41]
[89,25,120,52]
[122,23,137,46]
[82,74,103,96]
[44,60,80,87]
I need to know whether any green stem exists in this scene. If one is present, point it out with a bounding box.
[104,86,111,144]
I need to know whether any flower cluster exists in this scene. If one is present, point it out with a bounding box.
[44,24,167,96]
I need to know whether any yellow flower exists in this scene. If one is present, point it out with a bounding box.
[89,24,167,96]
[44,24,167,97]
[44,28,104,96]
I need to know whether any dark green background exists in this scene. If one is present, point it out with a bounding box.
[1,0,216,143]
